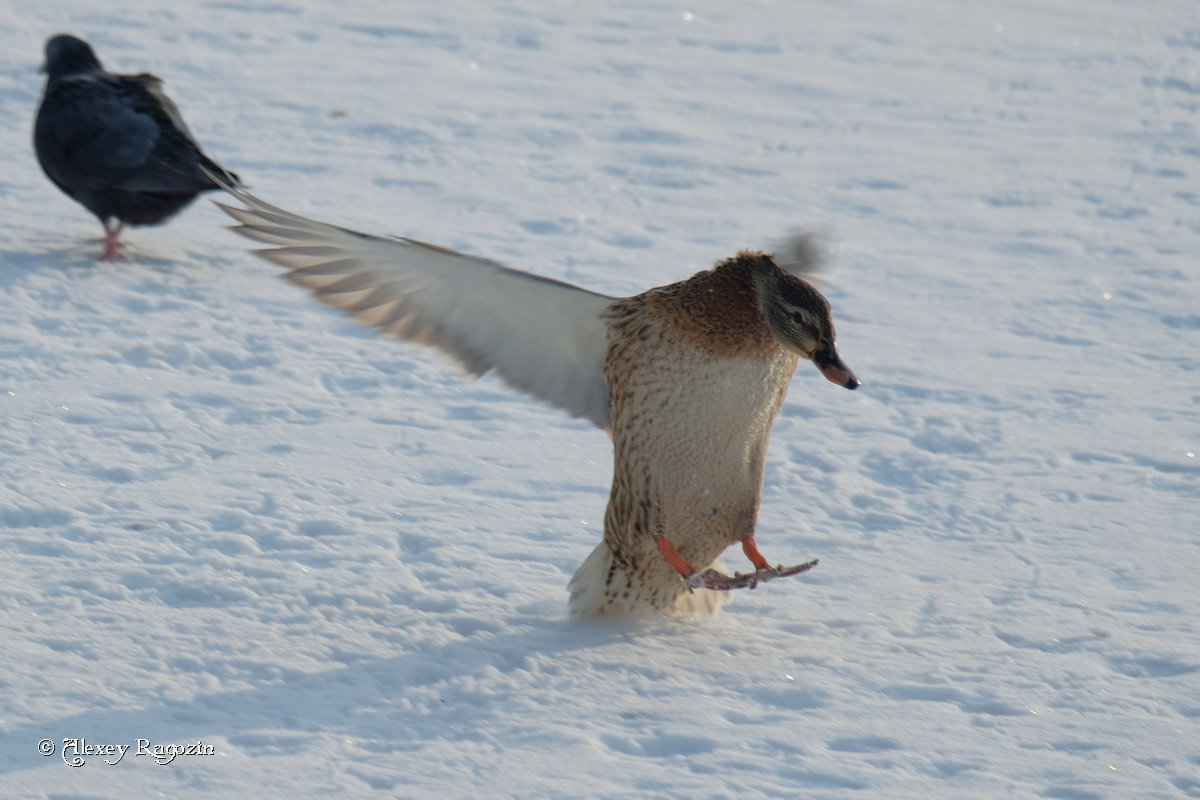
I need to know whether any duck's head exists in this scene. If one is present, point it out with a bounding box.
[41,34,102,78]
[750,253,859,390]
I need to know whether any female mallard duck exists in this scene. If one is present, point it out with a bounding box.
[217,187,858,618]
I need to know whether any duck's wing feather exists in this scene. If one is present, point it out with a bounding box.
[772,230,828,288]
[216,186,615,430]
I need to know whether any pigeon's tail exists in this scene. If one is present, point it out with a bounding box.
[567,540,730,619]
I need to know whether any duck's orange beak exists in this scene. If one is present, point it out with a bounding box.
[814,347,859,389]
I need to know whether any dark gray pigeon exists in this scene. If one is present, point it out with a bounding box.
[34,34,238,259]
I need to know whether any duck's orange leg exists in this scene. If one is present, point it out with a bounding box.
[657,533,819,593]
[655,536,696,578]
[741,534,772,571]
[657,534,772,576]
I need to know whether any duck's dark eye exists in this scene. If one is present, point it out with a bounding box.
[791,311,807,325]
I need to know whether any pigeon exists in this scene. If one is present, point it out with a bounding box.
[33,34,238,259]
[216,184,860,618]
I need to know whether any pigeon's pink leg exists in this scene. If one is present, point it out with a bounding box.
[99,222,126,260]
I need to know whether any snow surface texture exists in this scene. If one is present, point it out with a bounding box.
[1,0,1197,797]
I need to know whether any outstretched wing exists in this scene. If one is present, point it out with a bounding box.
[217,186,615,429]
[771,230,828,288]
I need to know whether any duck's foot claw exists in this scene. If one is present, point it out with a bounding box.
[684,559,819,592]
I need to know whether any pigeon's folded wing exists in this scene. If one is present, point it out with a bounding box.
[217,186,615,430]
[37,80,161,189]
[113,75,231,192]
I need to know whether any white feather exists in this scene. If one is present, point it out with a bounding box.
[216,187,615,429]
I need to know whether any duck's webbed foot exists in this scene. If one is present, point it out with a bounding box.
[655,534,818,594]
[684,560,819,592]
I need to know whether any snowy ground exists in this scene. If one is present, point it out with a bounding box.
[1,0,1198,797]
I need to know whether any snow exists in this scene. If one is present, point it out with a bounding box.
[2,0,1198,797]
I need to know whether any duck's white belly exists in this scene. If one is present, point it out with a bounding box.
[606,346,798,558]
[664,359,782,480]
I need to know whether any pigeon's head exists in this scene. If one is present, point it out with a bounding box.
[41,34,102,78]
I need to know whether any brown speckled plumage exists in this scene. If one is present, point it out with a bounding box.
[581,254,818,615]
[218,188,859,619]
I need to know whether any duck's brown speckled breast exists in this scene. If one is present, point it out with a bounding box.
[600,273,800,580]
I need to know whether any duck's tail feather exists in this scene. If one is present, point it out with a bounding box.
[568,540,730,619]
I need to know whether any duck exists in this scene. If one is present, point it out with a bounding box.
[216,185,858,618]
[33,34,238,259]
